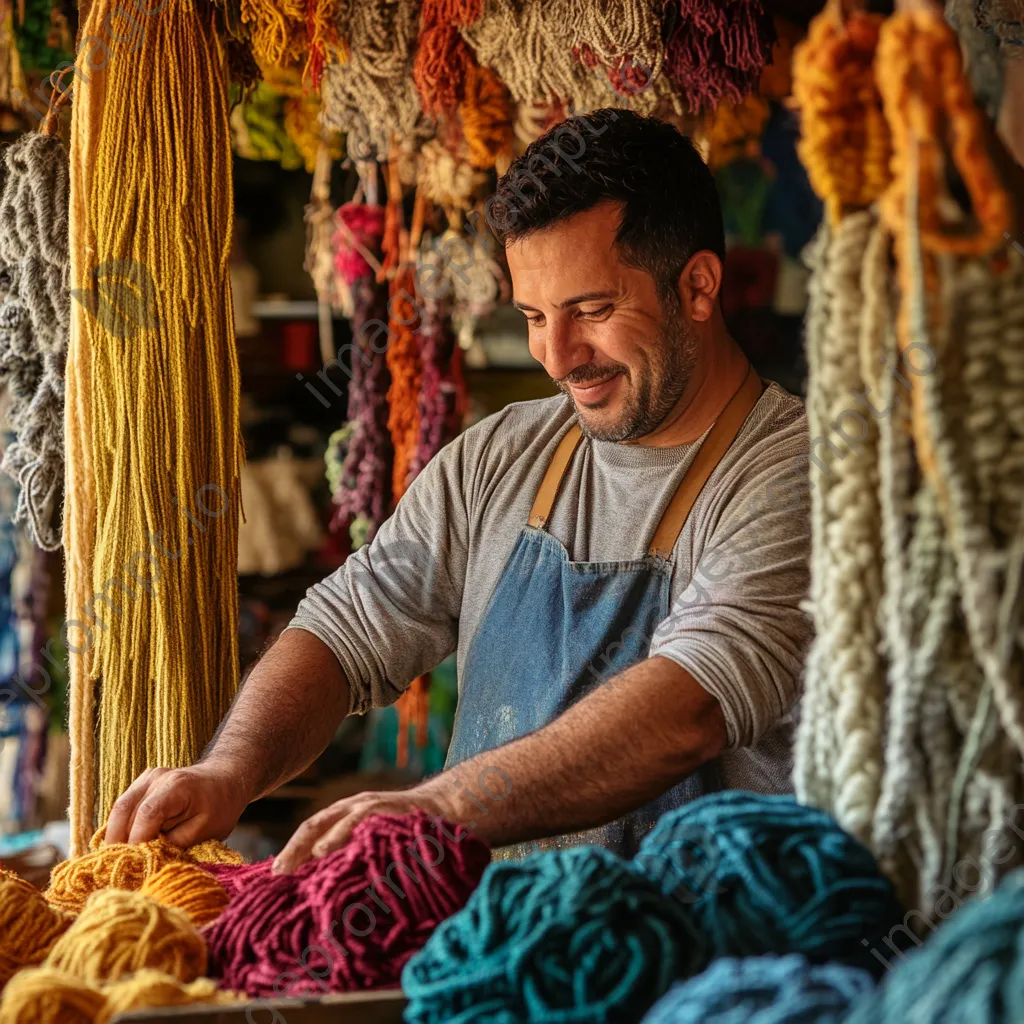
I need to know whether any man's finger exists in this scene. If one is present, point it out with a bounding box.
[163,816,216,849]
[127,775,191,844]
[273,803,353,875]
[309,811,367,860]
[105,768,163,844]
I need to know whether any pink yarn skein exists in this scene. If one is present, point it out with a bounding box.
[334,203,386,286]
[201,811,490,998]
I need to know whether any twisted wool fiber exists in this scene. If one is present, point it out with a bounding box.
[65,0,242,856]
[416,141,482,213]
[413,0,484,116]
[633,793,905,977]
[0,132,69,552]
[386,266,422,499]
[790,11,890,225]
[460,0,666,114]
[327,279,393,546]
[844,868,1024,1024]
[0,967,240,1024]
[333,202,386,287]
[43,889,206,984]
[409,297,459,481]
[203,811,489,998]
[0,869,73,986]
[640,955,875,1024]
[138,862,230,927]
[321,0,424,161]
[664,0,775,114]
[458,64,514,171]
[800,211,885,846]
[402,845,705,1024]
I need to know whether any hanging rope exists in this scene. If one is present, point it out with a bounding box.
[65,0,242,855]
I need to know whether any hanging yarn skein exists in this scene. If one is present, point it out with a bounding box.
[0,130,70,552]
[640,954,875,1024]
[403,845,706,1024]
[633,792,906,977]
[65,0,243,856]
[203,811,489,998]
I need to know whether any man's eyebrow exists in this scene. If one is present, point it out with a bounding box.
[512,291,616,312]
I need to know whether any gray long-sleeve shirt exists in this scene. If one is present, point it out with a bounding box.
[289,382,812,793]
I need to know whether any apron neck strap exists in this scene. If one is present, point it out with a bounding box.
[647,364,764,559]
[527,364,764,548]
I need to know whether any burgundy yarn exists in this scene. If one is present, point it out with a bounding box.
[664,0,775,113]
[409,300,460,480]
[202,811,490,998]
[333,203,386,287]
[328,278,394,541]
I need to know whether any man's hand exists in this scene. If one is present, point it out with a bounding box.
[272,785,449,875]
[104,762,251,847]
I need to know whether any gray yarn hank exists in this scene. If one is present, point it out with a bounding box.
[0,132,70,552]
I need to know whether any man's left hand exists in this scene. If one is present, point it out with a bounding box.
[271,786,449,874]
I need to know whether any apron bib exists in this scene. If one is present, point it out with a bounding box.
[445,367,763,859]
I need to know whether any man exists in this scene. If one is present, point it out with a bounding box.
[105,109,811,871]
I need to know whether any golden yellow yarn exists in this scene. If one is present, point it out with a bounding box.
[706,94,771,170]
[66,0,242,856]
[0,871,73,987]
[44,890,205,985]
[0,967,240,1024]
[185,839,244,866]
[138,863,230,928]
[791,8,891,225]
[45,839,190,914]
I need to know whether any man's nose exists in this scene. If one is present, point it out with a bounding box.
[543,318,592,382]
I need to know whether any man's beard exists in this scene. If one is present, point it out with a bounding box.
[555,317,700,443]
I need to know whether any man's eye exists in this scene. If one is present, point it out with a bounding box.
[525,315,544,326]
[580,305,612,318]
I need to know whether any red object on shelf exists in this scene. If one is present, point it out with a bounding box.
[282,321,318,371]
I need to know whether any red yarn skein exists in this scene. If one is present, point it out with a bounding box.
[202,811,490,998]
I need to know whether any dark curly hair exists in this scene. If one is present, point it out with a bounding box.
[486,108,725,307]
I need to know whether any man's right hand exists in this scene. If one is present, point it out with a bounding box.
[103,762,251,848]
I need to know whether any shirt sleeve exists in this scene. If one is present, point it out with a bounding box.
[285,431,472,715]
[649,423,812,750]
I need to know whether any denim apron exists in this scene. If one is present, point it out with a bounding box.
[444,367,764,860]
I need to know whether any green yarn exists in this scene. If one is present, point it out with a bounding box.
[402,845,707,1023]
[641,955,875,1023]
[633,792,906,976]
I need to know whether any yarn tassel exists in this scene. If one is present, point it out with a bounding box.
[65,0,242,855]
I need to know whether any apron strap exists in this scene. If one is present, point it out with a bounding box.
[647,364,764,560]
[528,423,584,529]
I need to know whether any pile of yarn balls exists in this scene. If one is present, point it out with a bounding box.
[0,810,488,1022]
[402,792,911,1023]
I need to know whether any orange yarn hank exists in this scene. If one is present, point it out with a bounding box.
[414,0,485,115]
[0,870,73,986]
[791,8,891,224]
[459,63,515,171]
[706,94,771,170]
[44,890,206,985]
[139,863,230,928]
[876,10,1015,258]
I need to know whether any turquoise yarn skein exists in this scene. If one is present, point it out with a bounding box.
[641,954,875,1023]
[843,868,1024,1024]
[633,792,905,975]
[402,845,707,1024]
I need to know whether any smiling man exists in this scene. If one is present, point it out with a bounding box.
[106,109,812,870]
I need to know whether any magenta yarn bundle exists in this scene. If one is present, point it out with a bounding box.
[664,0,775,112]
[201,811,490,998]
[333,202,386,286]
[409,300,457,480]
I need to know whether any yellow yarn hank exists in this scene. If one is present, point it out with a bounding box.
[138,863,229,928]
[706,94,771,170]
[791,8,891,225]
[185,839,244,866]
[45,839,190,914]
[0,871,74,987]
[65,0,243,856]
[0,967,240,1024]
[43,890,205,985]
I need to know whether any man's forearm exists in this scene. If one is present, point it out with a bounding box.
[420,656,727,847]
[202,628,351,802]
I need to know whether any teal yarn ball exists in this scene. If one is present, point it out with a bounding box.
[641,954,875,1023]
[633,792,905,975]
[401,845,708,1023]
[843,869,1024,1024]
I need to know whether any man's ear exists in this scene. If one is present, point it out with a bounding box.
[676,251,723,323]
